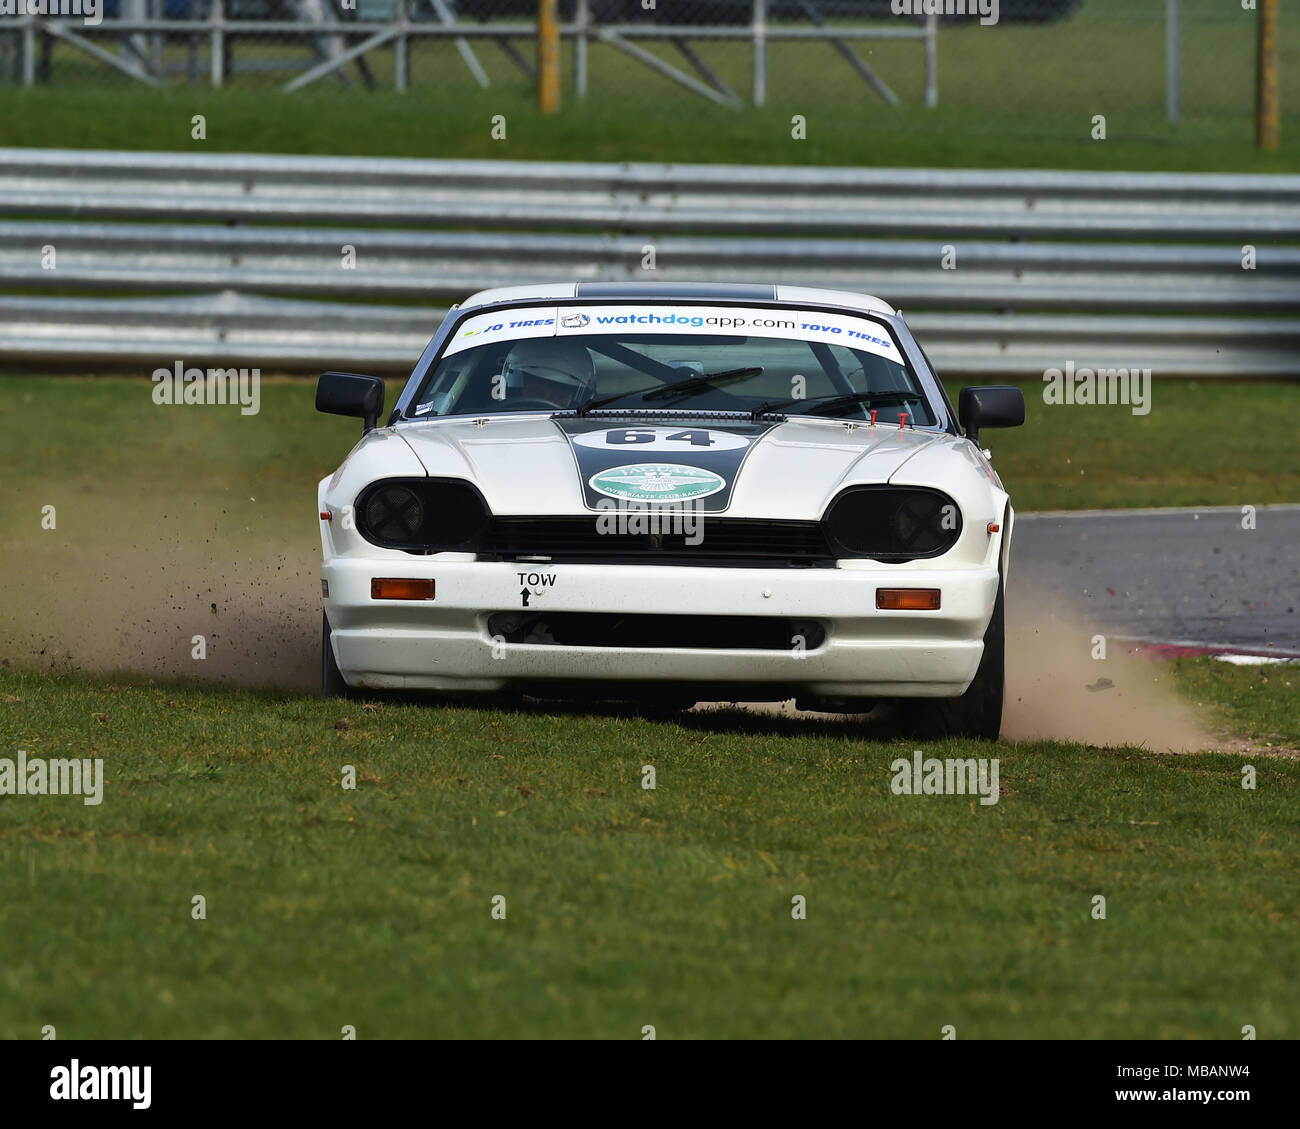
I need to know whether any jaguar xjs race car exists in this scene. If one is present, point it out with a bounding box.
[315,282,1024,737]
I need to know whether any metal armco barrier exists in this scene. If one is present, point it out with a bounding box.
[4,150,1299,238]
[2,292,1295,378]
[0,149,1296,377]
[2,223,1298,313]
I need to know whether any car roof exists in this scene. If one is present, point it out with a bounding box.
[456,281,897,317]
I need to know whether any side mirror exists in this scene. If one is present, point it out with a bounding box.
[958,386,1025,448]
[317,372,385,434]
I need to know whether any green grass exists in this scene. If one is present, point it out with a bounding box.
[1172,658,1300,748]
[1,85,1291,172]
[0,665,1296,1040]
[0,0,1295,170]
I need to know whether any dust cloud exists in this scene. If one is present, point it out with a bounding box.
[1002,585,1214,752]
[0,530,318,692]
[696,585,1220,752]
[0,514,1217,750]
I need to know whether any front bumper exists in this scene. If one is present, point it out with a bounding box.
[323,558,999,698]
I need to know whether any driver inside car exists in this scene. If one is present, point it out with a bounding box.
[497,338,597,410]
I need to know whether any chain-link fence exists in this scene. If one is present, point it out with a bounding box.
[0,1,1292,137]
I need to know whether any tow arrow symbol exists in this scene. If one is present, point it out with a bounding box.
[520,587,530,607]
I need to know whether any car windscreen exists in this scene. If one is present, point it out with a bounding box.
[408,304,936,426]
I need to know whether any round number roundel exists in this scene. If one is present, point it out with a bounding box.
[588,464,727,503]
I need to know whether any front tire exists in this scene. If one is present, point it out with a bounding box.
[937,576,1005,740]
[321,612,351,699]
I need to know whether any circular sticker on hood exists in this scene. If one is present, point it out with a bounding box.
[589,463,726,503]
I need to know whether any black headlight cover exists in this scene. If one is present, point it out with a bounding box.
[823,486,962,562]
[355,478,491,551]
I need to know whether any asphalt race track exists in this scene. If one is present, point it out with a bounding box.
[1013,505,1300,657]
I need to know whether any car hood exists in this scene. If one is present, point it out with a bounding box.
[395,414,957,521]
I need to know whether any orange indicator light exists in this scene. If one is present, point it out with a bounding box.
[876,588,941,611]
[370,578,436,600]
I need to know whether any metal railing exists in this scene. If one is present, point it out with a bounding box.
[0,2,937,105]
[3,222,1298,312]
[1,149,1296,377]
[3,291,1295,377]
[5,150,1299,238]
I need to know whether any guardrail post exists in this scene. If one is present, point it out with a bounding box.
[1256,0,1279,151]
[210,0,224,88]
[124,0,146,67]
[395,0,409,92]
[1166,0,1180,123]
[150,0,164,76]
[538,0,560,112]
[574,0,589,98]
[752,0,766,107]
[924,11,937,108]
[21,15,36,87]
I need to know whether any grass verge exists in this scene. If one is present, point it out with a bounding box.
[0,664,1295,1039]
[1171,657,1300,750]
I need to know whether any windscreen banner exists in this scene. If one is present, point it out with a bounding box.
[441,305,902,363]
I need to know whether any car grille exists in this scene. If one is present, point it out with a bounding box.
[485,612,827,651]
[478,517,835,567]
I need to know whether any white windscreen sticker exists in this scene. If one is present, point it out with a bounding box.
[442,304,902,363]
[442,307,560,357]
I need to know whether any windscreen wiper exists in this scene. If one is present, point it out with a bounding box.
[643,366,765,400]
[751,390,923,421]
[576,367,765,415]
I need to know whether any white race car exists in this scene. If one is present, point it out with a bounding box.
[316,283,1024,737]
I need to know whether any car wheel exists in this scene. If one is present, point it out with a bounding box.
[938,574,1005,740]
[321,612,352,700]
